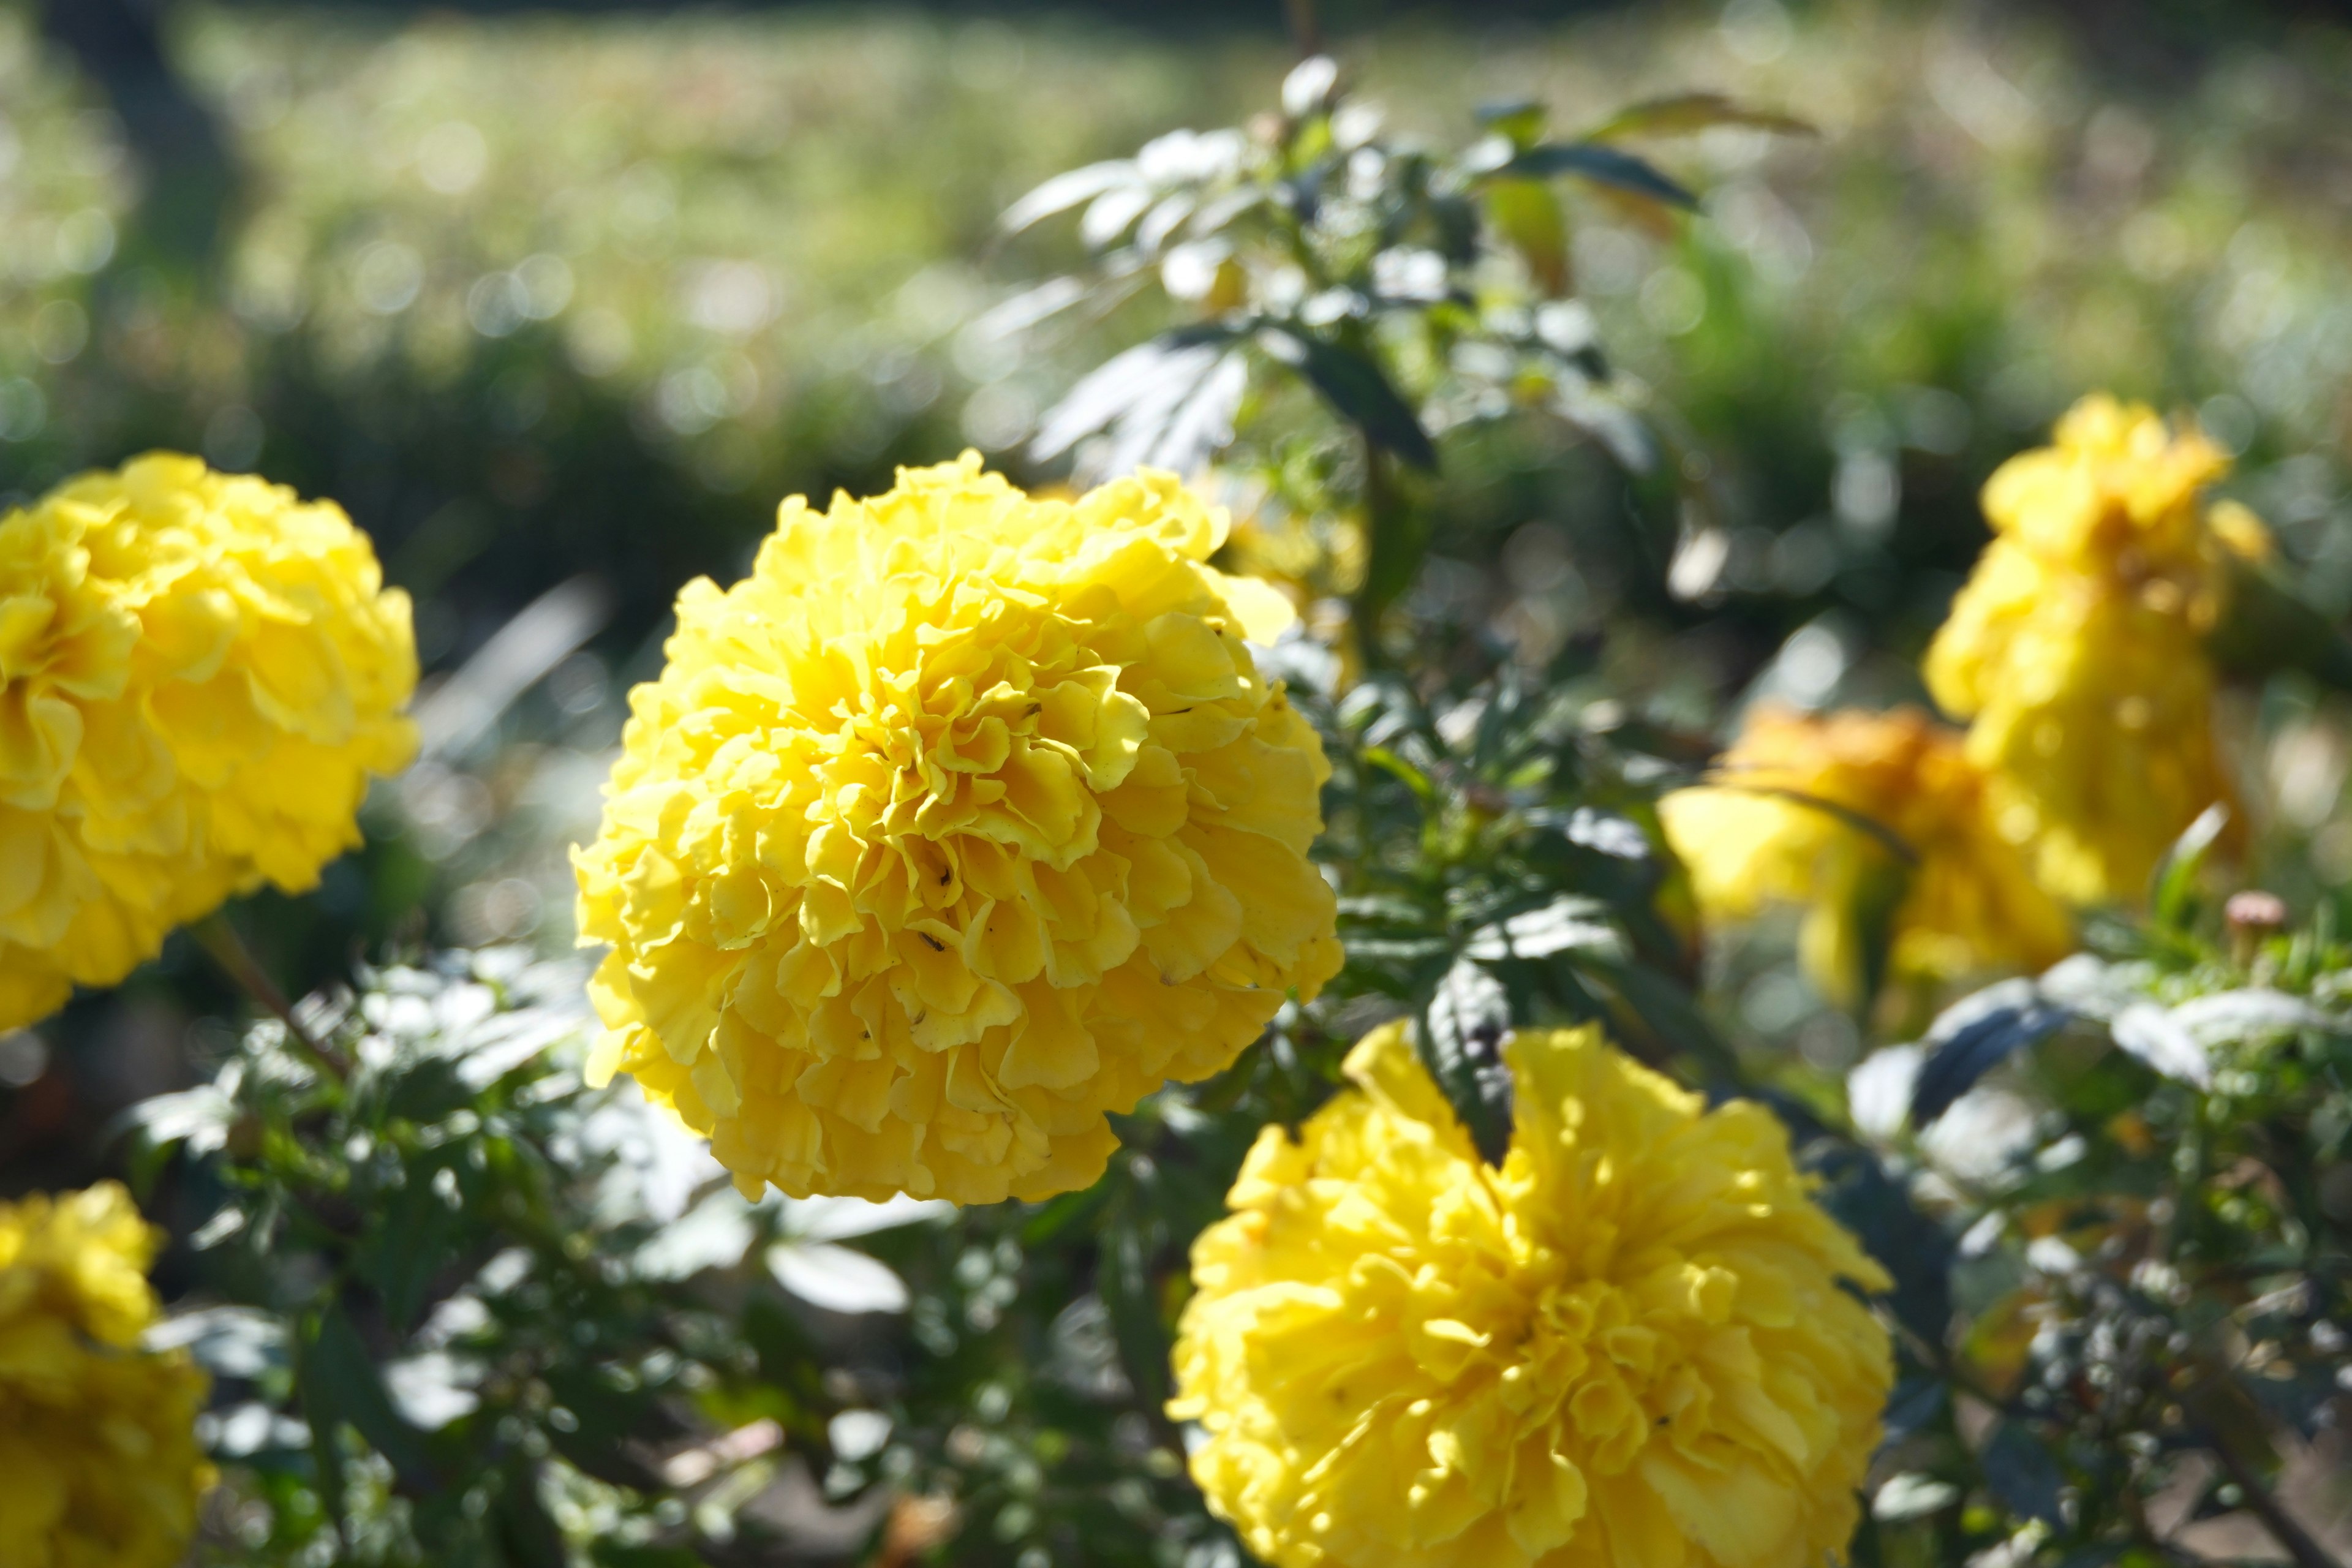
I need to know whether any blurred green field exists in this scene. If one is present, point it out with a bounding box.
[7,2,2351,660]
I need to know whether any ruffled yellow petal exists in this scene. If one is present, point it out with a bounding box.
[0,454,417,1027]
[1660,704,2072,1004]
[574,454,1340,1204]
[1170,1021,1893,1568]
[1925,394,2248,904]
[0,1183,213,1568]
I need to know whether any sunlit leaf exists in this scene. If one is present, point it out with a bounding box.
[1909,979,2071,1126]
[1980,1421,2066,1527]
[1001,161,1137,233]
[1581,92,1814,142]
[1420,957,1515,1165]
[1259,326,1438,470]
[1504,143,1699,210]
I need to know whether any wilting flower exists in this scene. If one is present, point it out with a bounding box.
[0,454,417,1027]
[575,454,1341,1205]
[1660,704,2071,1005]
[1170,1020,1892,1568]
[1925,395,2261,904]
[0,1183,213,1567]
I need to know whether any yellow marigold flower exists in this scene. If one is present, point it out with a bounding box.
[574,454,1341,1205]
[0,1183,213,1567]
[0,454,418,1027]
[1659,704,2071,1006]
[1925,395,2252,904]
[1170,1020,1893,1568]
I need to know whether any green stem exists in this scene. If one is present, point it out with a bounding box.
[1282,0,1321,59]
[2196,1414,2341,1568]
[192,912,352,1082]
[1351,434,1408,670]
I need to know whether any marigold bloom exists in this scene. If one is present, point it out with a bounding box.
[575,455,1341,1205]
[1659,704,2071,1005]
[0,454,418,1027]
[0,1183,213,1567]
[1925,396,2260,904]
[1170,1020,1893,1568]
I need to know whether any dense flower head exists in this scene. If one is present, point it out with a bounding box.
[1170,1020,1892,1568]
[575,454,1341,1205]
[1659,704,2071,1004]
[1925,396,2258,904]
[0,1183,213,1567]
[0,454,418,1027]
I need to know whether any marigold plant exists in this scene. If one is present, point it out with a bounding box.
[575,454,1341,1205]
[1660,704,2072,1005]
[1169,1019,1893,1568]
[0,454,417,1027]
[1924,396,2261,905]
[0,1182,213,1567]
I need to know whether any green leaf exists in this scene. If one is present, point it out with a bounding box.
[1261,328,1438,470]
[1482,177,1572,296]
[1581,92,1814,142]
[1584,957,1742,1084]
[595,1546,709,1568]
[2207,553,2352,692]
[1099,1223,1173,1412]
[496,1470,570,1568]
[2150,804,2231,936]
[1503,143,1698,211]
[1980,1420,2067,1527]
[1909,980,2072,1126]
[1847,849,1913,1016]
[1419,958,1516,1166]
[1475,99,1549,151]
[298,1302,441,1490]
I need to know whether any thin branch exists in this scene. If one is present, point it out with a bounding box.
[192,913,353,1083]
[2196,1415,2341,1568]
[1283,0,1321,61]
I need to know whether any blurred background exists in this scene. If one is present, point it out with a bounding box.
[7,0,2352,1193]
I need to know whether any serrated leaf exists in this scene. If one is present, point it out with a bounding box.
[1001,161,1137,233]
[299,1303,440,1488]
[1419,958,1515,1165]
[1504,143,1699,210]
[1909,979,2071,1126]
[1260,327,1439,470]
[1878,1378,1950,1450]
[1031,335,1248,478]
[147,1305,287,1378]
[1809,1140,1953,1348]
[121,1084,237,1155]
[1581,92,1814,142]
[767,1242,911,1315]
[2109,1001,2212,1089]
[1464,897,1624,962]
[1980,1420,2067,1527]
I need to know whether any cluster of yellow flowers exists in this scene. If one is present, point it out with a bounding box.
[0,1183,213,1567]
[1926,394,2258,904]
[0,445,1897,1567]
[574,455,1343,1205]
[0,454,418,1028]
[1660,704,2070,1005]
[1668,395,2261,996]
[1172,1020,1893,1568]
